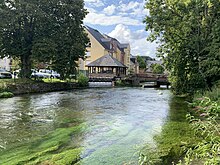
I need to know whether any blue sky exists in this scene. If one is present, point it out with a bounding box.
[83,0,158,58]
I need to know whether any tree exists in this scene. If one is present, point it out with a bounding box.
[144,0,220,94]
[137,55,146,69]
[151,63,164,74]
[0,0,89,79]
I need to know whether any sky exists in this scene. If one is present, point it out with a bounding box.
[83,0,158,58]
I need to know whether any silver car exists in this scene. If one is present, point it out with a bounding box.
[0,69,12,79]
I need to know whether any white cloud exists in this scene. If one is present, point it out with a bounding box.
[116,0,149,19]
[84,0,104,7]
[108,24,158,57]
[131,8,149,17]
[108,24,145,42]
[103,5,116,15]
[84,1,156,57]
[133,38,158,57]
[84,10,141,26]
[119,1,140,12]
[84,0,149,26]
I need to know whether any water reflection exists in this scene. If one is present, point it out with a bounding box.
[0,88,174,164]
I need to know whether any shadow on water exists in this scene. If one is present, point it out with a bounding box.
[0,88,191,165]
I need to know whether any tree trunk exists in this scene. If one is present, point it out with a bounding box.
[20,54,32,79]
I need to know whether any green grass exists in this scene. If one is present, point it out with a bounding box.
[42,78,65,83]
[194,80,220,103]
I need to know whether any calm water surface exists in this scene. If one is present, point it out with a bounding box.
[0,88,187,164]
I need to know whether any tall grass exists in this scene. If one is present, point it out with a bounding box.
[195,81,220,103]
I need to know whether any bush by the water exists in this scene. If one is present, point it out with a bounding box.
[77,74,89,87]
[180,97,220,165]
[0,92,14,98]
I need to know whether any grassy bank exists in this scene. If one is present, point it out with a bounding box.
[0,78,78,97]
[180,83,220,164]
[139,96,197,165]
[140,82,220,165]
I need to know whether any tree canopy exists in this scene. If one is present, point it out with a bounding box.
[0,0,89,79]
[137,55,146,69]
[151,63,164,74]
[145,0,220,94]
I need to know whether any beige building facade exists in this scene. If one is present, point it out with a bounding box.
[79,26,130,74]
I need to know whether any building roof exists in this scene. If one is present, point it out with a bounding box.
[86,54,127,68]
[85,26,110,50]
[147,60,163,66]
[85,26,129,52]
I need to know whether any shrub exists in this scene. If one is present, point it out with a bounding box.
[0,92,14,98]
[179,97,220,165]
[77,74,89,87]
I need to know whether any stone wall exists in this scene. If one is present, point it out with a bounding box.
[7,82,77,95]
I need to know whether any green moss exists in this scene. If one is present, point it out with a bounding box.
[140,122,197,164]
[50,148,82,165]
[26,148,82,165]
[0,123,86,165]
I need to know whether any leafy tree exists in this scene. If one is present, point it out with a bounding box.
[0,0,89,79]
[151,63,164,74]
[144,0,220,94]
[137,55,146,69]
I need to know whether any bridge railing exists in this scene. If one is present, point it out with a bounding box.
[135,73,167,78]
[89,73,115,78]
[89,73,126,79]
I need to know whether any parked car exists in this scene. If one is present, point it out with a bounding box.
[31,69,60,79]
[39,69,60,79]
[12,69,21,78]
[0,68,12,79]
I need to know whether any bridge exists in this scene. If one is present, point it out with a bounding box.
[126,73,170,88]
[88,73,170,88]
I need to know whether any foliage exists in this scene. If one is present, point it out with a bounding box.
[179,97,220,165]
[0,0,89,79]
[195,85,220,103]
[137,55,146,69]
[151,63,165,74]
[144,0,220,94]
[77,73,89,87]
[115,80,131,87]
[0,92,14,98]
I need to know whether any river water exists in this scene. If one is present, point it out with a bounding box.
[0,87,188,165]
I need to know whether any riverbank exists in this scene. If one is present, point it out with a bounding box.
[0,79,78,97]
[139,96,197,164]
[181,84,220,164]
[140,83,220,164]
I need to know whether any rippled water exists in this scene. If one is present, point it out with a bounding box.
[0,87,185,164]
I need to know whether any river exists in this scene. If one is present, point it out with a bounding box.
[0,87,189,165]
